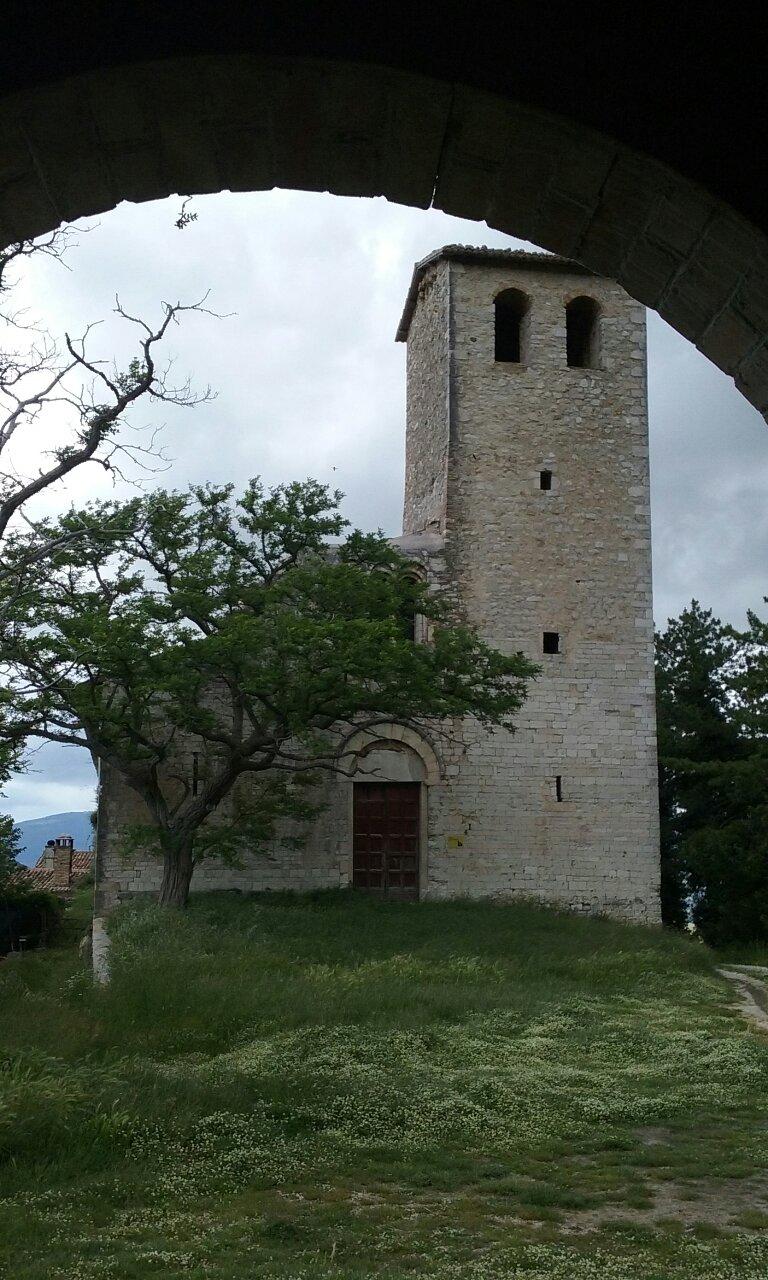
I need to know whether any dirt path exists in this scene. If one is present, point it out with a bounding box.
[717,965,768,1033]
[562,1173,768,1234]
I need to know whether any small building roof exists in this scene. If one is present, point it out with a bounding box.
[8,848,94,894]
[389,530,445,556]
[395,245,595,342]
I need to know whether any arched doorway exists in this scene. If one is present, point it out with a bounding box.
[344,726,443,899]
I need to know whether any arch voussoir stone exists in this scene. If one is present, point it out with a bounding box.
[0,52,767,416]
[343,722,444,787]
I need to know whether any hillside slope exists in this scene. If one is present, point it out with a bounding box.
[1,891,767,1279]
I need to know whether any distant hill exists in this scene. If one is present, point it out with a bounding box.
[14,811,94,867]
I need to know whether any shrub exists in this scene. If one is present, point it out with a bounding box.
[0,888,64,955]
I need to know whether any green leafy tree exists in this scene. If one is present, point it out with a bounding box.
[0,230,213,791]
[1,479,538,907]
[655,599,768,945]
[0,812,23,889]
[685,604,768,947]
[731,605,768,739]
[655,601,743,927]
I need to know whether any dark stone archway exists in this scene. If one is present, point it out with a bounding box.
[1,5,766,415]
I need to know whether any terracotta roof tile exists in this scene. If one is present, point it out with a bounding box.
[23,868,58,893]
[7,849,93,895]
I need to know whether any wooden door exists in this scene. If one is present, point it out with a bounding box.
[353,782,420,900]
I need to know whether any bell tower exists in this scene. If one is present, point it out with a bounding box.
[396,246,660,921]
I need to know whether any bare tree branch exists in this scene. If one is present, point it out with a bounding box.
[0,228,217,592]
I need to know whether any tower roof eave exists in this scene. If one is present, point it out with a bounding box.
[395,245,596,342]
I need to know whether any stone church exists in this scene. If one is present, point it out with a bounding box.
[94,246,660,922]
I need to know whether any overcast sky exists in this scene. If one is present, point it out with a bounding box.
[3,189,767,822]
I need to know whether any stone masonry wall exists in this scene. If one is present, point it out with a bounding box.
[402,263,450,534]
[94,252,659,922]
[94,758,353,912]
[403,256,660,920]
[94,722,452,913]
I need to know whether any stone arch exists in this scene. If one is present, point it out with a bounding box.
[398,560,428,643]
[0,52,766,415]
[342,722,443,786]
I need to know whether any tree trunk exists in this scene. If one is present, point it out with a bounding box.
[158,839,194,908]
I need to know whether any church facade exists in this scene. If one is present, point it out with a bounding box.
[94,247,660,922]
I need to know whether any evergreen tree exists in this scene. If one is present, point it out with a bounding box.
[0,813,23,888]
[685,603,768,947]
[655,600,768,946]
[655,601,742,926]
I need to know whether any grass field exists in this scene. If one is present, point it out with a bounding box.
[1,889,768,1279]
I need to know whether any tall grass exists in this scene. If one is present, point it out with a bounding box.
[1,890,767,1280]
[91,889,714,1055]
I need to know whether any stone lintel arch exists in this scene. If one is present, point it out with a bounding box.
[342,722,443,786]
[0,53,766,416]
[562,286,601,307]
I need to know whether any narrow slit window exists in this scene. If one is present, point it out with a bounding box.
[192,752,199,796]
[543,631,560,654]
[539,469,553,491]
[566,296,601,368]
[494,288,530,363]
[555,775,563,802]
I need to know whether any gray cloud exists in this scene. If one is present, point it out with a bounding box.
[5,740,97,823]
[3,190,766,821]
[647,309,768,629]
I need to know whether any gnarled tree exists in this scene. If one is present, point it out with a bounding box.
[1,479,538,906]
[0,227,214,781]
